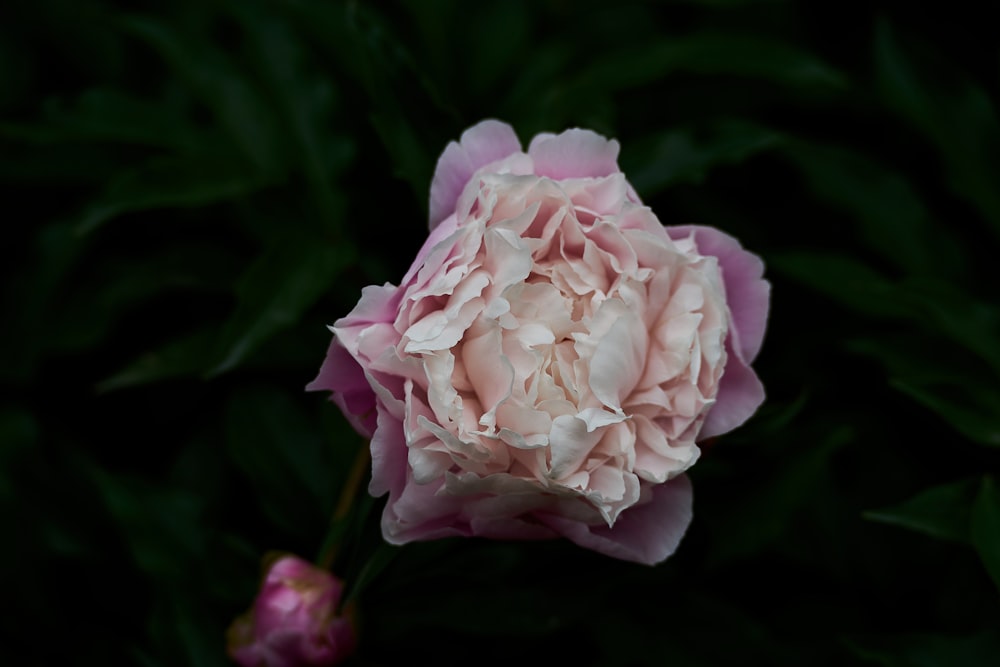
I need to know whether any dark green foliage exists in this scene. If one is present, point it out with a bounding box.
[2,0,998,665]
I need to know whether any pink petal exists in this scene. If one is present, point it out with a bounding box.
[538,475,693,565]
[667,225,770,363]
[664,225,768,439]
[699,339,766,439]
[306,338,377,438]
[368,401,408,498]
[527,128,622,180]
[429,120,522,229]
[380,474,468,543]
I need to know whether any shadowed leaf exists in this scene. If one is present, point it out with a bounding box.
[972,476,1000,591]
[76,153,271,235]
[624,119,783,196]
[864,478,978,544]
[209,232,354,376]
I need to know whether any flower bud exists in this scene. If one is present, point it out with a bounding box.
[227,554,355,667]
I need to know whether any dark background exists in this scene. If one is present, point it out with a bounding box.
[2,0,999,665]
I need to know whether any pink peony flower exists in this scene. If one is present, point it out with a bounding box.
[309,120,769,565]
[227,555,355,667]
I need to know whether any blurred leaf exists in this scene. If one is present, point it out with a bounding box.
[41,241,240,358]
[782,142,952,276]
[624,119,783,196]
[146,590,230,667]
[345,4,437,200]
[773,252,1000,379]
[875,19,1000,237]
[0,89,206,150]
[120,15,285,174]
[0,408,38,500]
[745,390,809,435]
[210,231,354,376]
[864,478,978,544]
[767,252,910,319]
[344,541,399,605]
[225,385,337,538]
[849,630,1000,666]
[898,279,1000,375]
[0,222,84,381]
[288,1,438,201]
[890,379,1000,448]
[972,476,1000,591]
[375,584,588,638]
[98,327,217,392]
[873,19,936,134]
[703,425,851,566]
[76,152,269,235]
[369,111,434,203]
[89,466,207,580]
[576,32,848,92]
[847,337,1000,447]
[232,3,353,234]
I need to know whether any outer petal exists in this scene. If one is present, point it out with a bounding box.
[306,338,377,438]
[667,225,770,363]
[537,475,693,565]
[369,399,409,498]
[429,120,522,229]
[528,128,622,180]
[665,225,768,439]
[699,337,766,439]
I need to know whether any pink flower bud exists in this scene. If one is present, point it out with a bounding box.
[227,555,356,667]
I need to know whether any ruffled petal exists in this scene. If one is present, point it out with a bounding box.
[667,225,770,363]
[305,338,377,438]
[368,400,409,498]
[429,120,522,229]
[699,338,766,439]
[528,128,622,180]
[539,475,693,565]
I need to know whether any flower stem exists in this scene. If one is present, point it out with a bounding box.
[318,438,371,570]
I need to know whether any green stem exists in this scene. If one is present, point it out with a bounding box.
[318,437,371,570]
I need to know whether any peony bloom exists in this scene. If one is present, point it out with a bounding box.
[309,120,769,565]
[227,555,355,667]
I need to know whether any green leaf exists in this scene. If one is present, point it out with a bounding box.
[847,338,1000,447]
[702,425,851,566]
[864,478,978,544]
[0,89,207,150]
[97,327,217,393]
[772,253,1000,379]
[88,466,207,580]
[231,3,354,234]
[209,231,354,376]
[343,541,400,605]
[76,152,271,235]
[898,279,1000,375]
[38,240,239,359]
[575,32,848,92]
[875,19,1000,237]
[225,385,338,538]
[369,111,435,204]
[146,590,231,667]
[873,19,936,135]
[119,15,285,174]
[781,142,950,276]
[374,584,589,638]
[767,252,910,319]
[0,408,38,500]
[890,379,1000,448]
[849,630,1000,667]
[624,119,783,196]
[972,476,1000,591]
